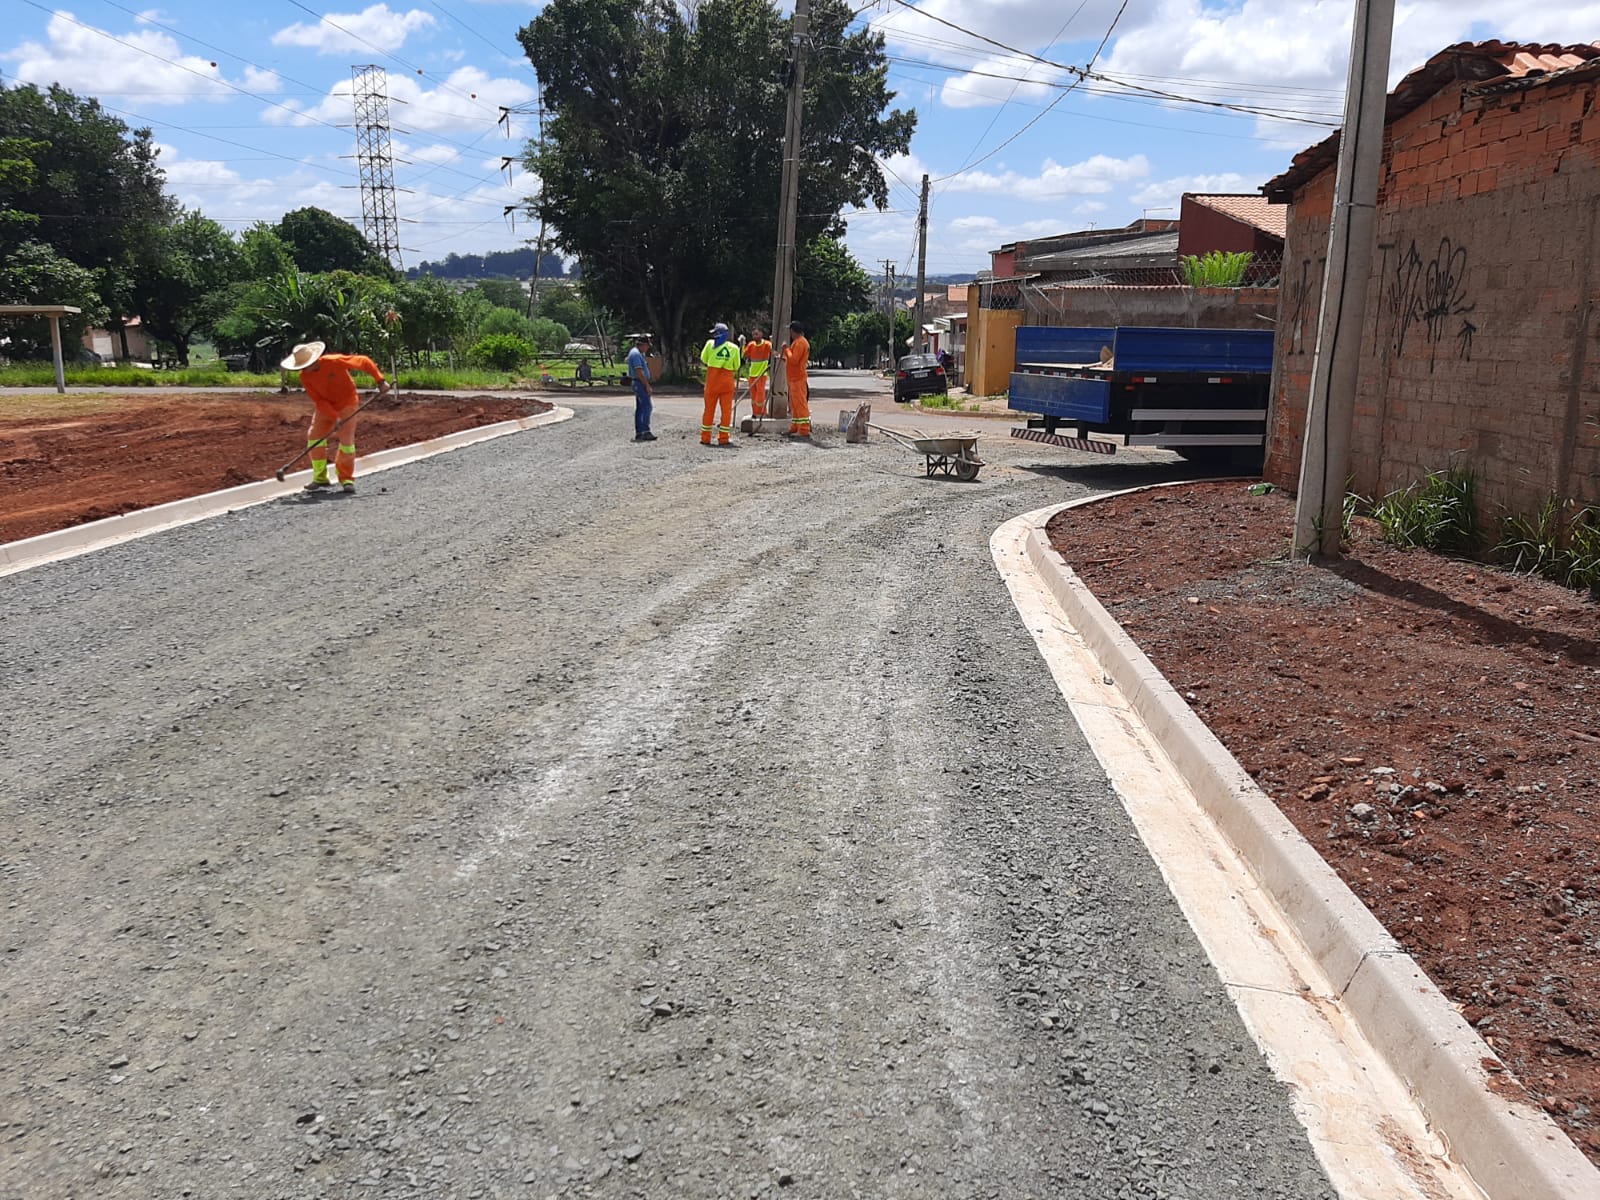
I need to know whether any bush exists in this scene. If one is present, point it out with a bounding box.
[467,333,535,371]
[1181,250,1254,287]
[1370,464,1480,554]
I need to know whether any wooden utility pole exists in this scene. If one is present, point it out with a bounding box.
[1292,0,1395,557]
[913,173,930,354]
[767,0,811,421]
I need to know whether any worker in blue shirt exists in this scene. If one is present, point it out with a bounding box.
[627,334,656,442]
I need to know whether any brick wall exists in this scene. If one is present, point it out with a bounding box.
[1265,72,1600,521]
[1024,285,1279,330]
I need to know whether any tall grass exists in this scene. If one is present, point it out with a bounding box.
[1497,498,1600,598]
[1370,464,1480,554]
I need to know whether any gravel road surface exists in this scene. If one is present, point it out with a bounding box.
[1,400,1336,1199]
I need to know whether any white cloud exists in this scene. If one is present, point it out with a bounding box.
[272,4,437,56]
[909,152,1150,201]
[411,144,462,165]
[265,65,534,134]
[1129,172,1259,213]
[939,54,1073,110]
[882,0,1600,137]
[3,11,277,105]
[153,143,242,188]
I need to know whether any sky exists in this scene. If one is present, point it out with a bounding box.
[4,1,1599,278]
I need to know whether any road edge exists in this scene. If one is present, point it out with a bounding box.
[0,406,575,577]
[1007,484,1600,1200]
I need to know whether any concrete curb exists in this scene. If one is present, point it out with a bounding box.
[0,405,574,577]
[1021,484,1600,1200]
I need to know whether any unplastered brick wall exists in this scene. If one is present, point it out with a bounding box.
[1266,72,1600,522]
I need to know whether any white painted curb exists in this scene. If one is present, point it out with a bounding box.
[0,405,574,577]
[1020,485,1600,1200]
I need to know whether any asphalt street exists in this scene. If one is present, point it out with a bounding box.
[0,386,1336,1199]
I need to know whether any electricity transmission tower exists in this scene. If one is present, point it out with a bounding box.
[351,64,403,270]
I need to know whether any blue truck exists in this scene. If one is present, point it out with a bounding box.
[1007,324,1274,467]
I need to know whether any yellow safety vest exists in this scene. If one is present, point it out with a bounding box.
[701,339,741,373]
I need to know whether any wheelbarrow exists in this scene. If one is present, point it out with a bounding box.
[869,424,984,481]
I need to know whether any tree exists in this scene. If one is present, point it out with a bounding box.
[239,224,298,280]
[518,0,914,374]
[528,317,572,353]
[0,83,170,276]
[407,247,562,280]
[132,210,244,364]
[472,279,527,311]
[275,208,389,276]
[793,235,870,333]
[536,284,594,338]
[392,275,465,363]
[0,241,107,358]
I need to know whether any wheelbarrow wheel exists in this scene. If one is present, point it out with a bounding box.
[954,460,981,482]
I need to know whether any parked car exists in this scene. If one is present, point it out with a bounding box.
[893,353,947,403]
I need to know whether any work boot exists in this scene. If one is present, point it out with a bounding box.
[634,432,657,442]
[340,480,356,494]
[303,478,332,492]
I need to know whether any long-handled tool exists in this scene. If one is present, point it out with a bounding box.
[274,386,394,481]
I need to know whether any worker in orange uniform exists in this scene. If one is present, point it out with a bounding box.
[782,320,811,440]
[281,340,391,492]
[700,322,742,447]
[743,327,772,418]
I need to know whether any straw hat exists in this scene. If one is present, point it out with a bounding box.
[280,341,325,371]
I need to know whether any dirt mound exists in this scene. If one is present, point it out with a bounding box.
[0,391,553,543]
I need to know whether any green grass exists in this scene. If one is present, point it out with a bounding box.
[913,391,958,409]
[397,367,521,390]
[0,363,282,388]
[1370,464,1480,555]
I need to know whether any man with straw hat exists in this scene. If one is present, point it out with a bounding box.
[282,341,391,492]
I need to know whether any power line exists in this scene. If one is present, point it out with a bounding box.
[877,0,1340,128]
[942,0,1090,184]
[283,0,498,117]
[21,1,509,191]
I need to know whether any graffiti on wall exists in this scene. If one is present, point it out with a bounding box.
[1383,237,1476,371]
[1284,255,1324,357]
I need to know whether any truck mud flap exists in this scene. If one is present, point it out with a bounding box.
[1011,427,1117,455]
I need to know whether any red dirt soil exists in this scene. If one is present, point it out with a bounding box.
[0,391,552,543]
[1049,480,1600,1164]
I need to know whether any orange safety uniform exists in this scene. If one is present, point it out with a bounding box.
[299,352,385,484]
[744,337,772,417]
[783,334,810,436]
[700,338,741,445]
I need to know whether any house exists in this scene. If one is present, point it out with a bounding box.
[1262,39,1600,519]
[82,317,153,363]
[1177,193,1286,260]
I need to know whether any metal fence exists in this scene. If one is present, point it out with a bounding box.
[1016,253,1284,328]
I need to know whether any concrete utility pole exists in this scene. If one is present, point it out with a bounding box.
[1292,0,1395,557]
[878,259,896,369]
[767,0,811,421]
[527,96,548,320]
[914,174,930,354]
